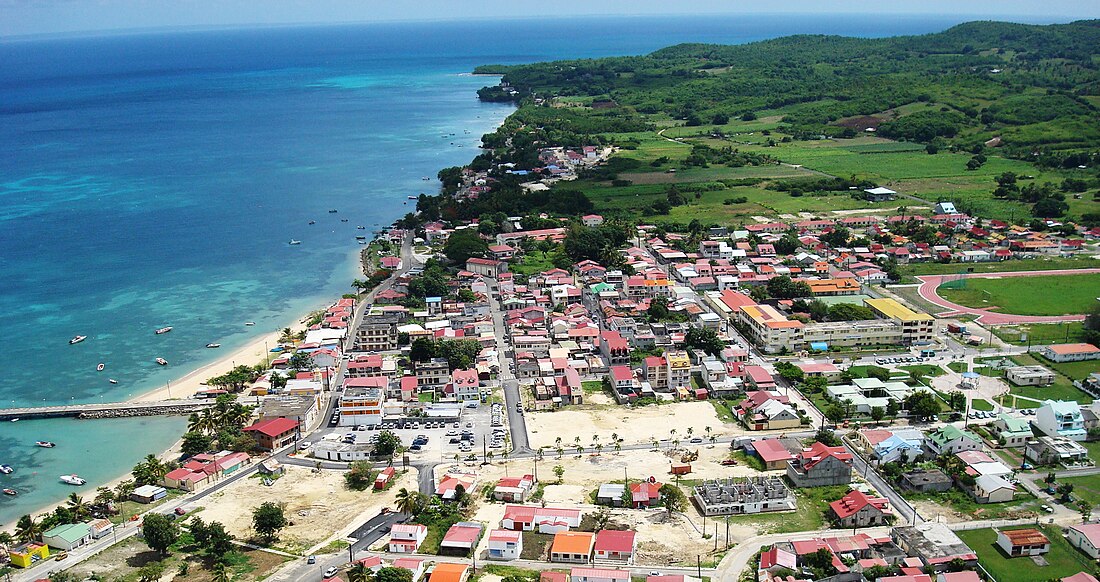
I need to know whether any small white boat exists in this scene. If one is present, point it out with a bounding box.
[244,322,256,326]
[2,489,16,496]
[356,225,365,230]
[36,441,56,448]
[288,239,301,245]
[407,196,417,200]
[421,176,430,181]
[155,326,173,334]
[108,378,118,384]
[59,474,86,486]
[328,209,338,213]
[206,343,221,349]
[69,335,87,345]
[96,363,105,372]
[156,357,168,366]
[308,220,316,225]
[0,465,13,474]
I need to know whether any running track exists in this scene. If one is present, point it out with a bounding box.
[915,268,1100,325]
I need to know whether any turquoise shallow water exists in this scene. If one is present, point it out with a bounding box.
[0,13,1029,526]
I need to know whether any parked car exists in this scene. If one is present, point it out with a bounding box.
[324,566,339,578]
[307,555,316,564]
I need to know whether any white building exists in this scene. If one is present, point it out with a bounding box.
[487,529,522,560]
[1034,399,1086,441]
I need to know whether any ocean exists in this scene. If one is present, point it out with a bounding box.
[0,13,1049,525]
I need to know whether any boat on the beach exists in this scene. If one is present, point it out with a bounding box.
[36,441,56,448]
[108,378,118,384]
[59,474,86,486]
[269,346,284,353]
[288,239,301,245]
[69,335,86,345]
[155,326,173,335]
[358,239,367,244]
[0,464,13,474]
[96,363,105,372]
[155,357,168,366]
[206,343,221,349]
[244,322,256,326]
[2,489,16,496]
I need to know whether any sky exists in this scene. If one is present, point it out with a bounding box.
[2,0,1099,37]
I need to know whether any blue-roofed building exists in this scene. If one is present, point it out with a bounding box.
[1035,399,1087,441]
[874,429,925,464]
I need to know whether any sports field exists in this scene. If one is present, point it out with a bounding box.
[937,273,1100,316]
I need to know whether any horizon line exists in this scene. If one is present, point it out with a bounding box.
[1,11,1086,43]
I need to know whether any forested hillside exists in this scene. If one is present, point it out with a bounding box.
[476,20,1100,167]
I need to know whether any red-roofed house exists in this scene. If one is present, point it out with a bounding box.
[786,442,853,487]
[494,474,536,503]
[388,524,428,553]
[466,257,508,278]
[570,567,629,582]
[440,522,483,555]
[242,417,300,451]
[628,481,662,509]
[593,530,637,564]
[436,474,477,501]
[374,466,396,490]
[501,505,582,533]
[487,529,523,561]
[1067,523,1100,558]
[749,439,795,470]
[391,558,425,580]
[829,490,892,528]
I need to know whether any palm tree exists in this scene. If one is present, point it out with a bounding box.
[573,436,581,447]
[395,488,420,516]
[671,438,680,450]
[614,442,622,455]
[594,443,604,455]
[347,563,370,582]
[351,279,369,295]
[211,561,231,582]
[278,327,294,343]
[536,447,545,461]
[556,446,564,459]
[555,436,562,448]
[651,438,659,451]
[67,494,90,521]
[686,427,694,438]
[610,432,619,444]
[575,444,584,456]
[15,515,40,543]
[94,486,114,506]
[189,408,218,435]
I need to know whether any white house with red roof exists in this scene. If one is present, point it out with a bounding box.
[391,558,425,580]
[487,529,523,561]
[466,257,508,278]
[388,524,428,553]
[736,391,800,431]
[242,417,299,451]
[1066,523,1100,559]
[440,522,483,555]
[436,473,478,501]
[353,556,384,574]
[593,530,637,564]
[747,439,795,470]
[447,368,481,402]
[501,504,582,534]
[493,474,536,503]
[829,490,892,528]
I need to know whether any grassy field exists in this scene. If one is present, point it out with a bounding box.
[509,251,558,276]
[1059,473,1100,507]
[719,485,850,535]
[899,364,947,378]
[971,399,995,411]
[993,322,1090,347]
[901,257,1100,278]
[956,526,1099,582]
[938,273,1100,316]
[904,488,1039,520]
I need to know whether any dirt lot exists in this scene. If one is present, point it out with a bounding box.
[197,465,416,553]
[524,400,751,450]
[460,447,769,565]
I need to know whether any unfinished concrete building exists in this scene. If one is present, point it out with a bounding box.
[691,476,796,516]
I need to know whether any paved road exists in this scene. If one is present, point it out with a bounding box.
[841,435,923,525]
[485,279,532,454]
[915,268,1100,325]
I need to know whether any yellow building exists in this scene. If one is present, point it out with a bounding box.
[864,298,934,344]
[737,304,804,354]
[9,542,49,568]
[665,350,692,390]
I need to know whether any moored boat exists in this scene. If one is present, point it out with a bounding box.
[36,441,56,448]
[407,195,417,199]
[308,220,316,225]
[328,209,338,213]
[96,363,105,371]
[244,322,256,326]
[288,239,301,245]
[2,489,16,496]
[109,378,118,384]
[69,335,87,345]
[156,357,168,366]
[155,326,173,334]
[205,343,221,348]
[59,474,86,486]
[0,464,13,474]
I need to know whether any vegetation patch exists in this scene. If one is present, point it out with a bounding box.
[956,526,1099,582]
[938,273,1100,316]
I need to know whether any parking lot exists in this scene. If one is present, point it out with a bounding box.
[330,399,508,462]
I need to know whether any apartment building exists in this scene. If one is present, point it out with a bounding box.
[354,313,402,352]
[339,386,385,426]
[864,298,935,345]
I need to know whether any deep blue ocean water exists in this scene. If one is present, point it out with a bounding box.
[0,13,1050,525]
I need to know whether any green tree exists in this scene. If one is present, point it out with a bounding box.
[870,407,886,422]
[443,229,489,264]
[904,391,941,420]
[66,493,90,521]
[395,488,423,516]
[774,362,804,382]
[211,561,231,582]
[345,461,376,491]
[374,566,415,582]
[684,327,725,356]
[647,296,671,322]
[252,502,288,543]
[142,513,180,556]
[374,431,401,458]
[348,563,371,582]
[132,454,169,486]
[181,431,214,456]
[824,404,846,426]
[409,337,436,362]
[14,515,41,543]
[813,427,841,447]
[137,562,166,582]
[553,464,565,484]
[766,275,812,299]
[827,303,875,321]
[658,483,687,516]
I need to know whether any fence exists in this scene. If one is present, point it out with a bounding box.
[947,517,1039,531]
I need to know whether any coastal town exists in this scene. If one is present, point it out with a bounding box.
[4,138,1100,582]
[4,17,1100,582]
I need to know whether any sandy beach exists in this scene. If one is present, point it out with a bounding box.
[131,329,284,403]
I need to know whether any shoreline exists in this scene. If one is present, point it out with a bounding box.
[8,247,371,528]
